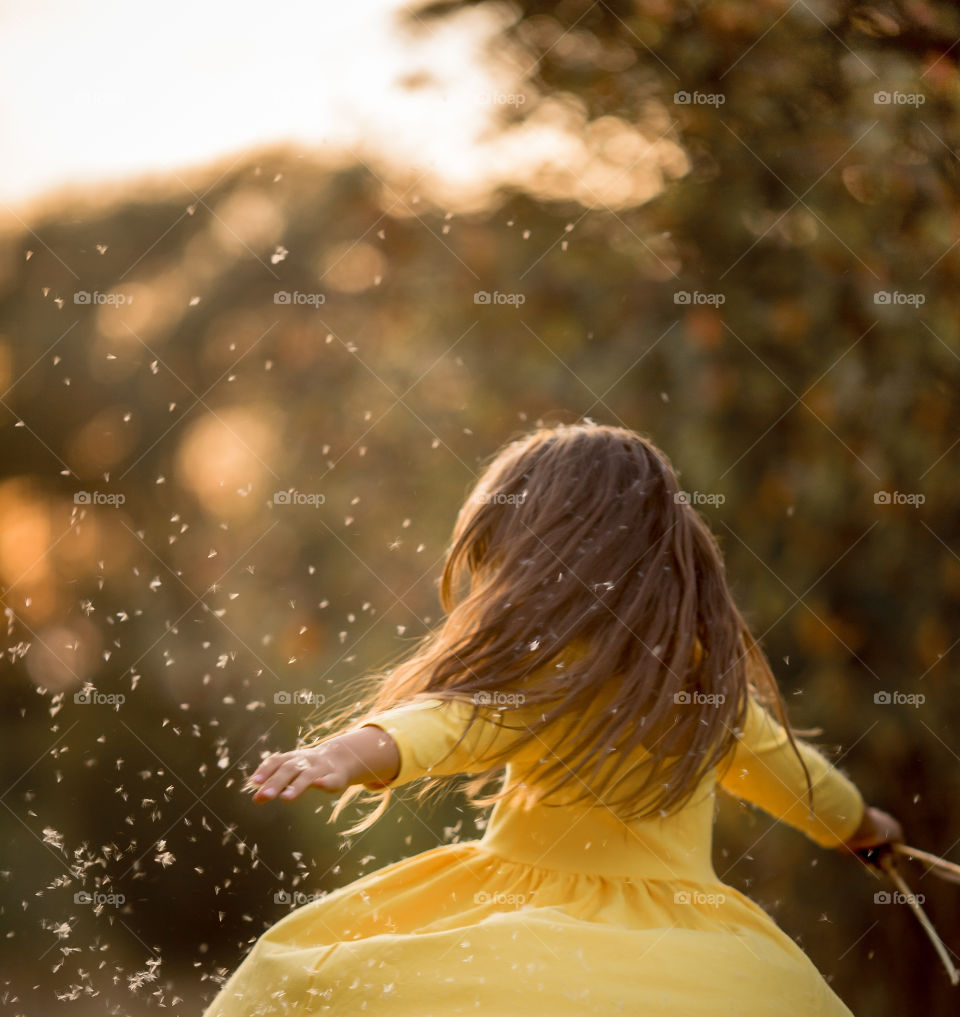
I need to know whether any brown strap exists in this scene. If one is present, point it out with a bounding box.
[893,842,960,885]
[879,852,959,986]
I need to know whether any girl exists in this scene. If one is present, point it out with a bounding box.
[206,422,902,1016]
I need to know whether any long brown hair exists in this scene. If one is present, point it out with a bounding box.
[318,422,812,832]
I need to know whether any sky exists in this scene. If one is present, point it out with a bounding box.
[0,0,680,220]
[0,0,527,212]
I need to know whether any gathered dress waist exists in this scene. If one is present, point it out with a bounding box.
[479,768,721,883]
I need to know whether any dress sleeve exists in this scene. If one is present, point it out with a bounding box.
[717,696,865,848]
[355,696,532,790]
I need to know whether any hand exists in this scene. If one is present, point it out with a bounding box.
[244,725,400,803]
[842,805,904,852]
[245,741,353,803]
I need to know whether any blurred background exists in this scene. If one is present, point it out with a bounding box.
[2,0,959,1012]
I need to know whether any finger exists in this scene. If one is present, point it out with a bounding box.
[279,771,321,801]
[254,758,311,801]
[248,752,289,787]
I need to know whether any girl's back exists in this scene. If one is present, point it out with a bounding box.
[205,424,898,1017]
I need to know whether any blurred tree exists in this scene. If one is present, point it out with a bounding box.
[1,0,959,1012]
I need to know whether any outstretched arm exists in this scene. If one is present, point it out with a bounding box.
[247,696,529,803]
[718,695,902,850]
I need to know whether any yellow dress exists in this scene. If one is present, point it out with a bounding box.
[204,690,865,1016]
